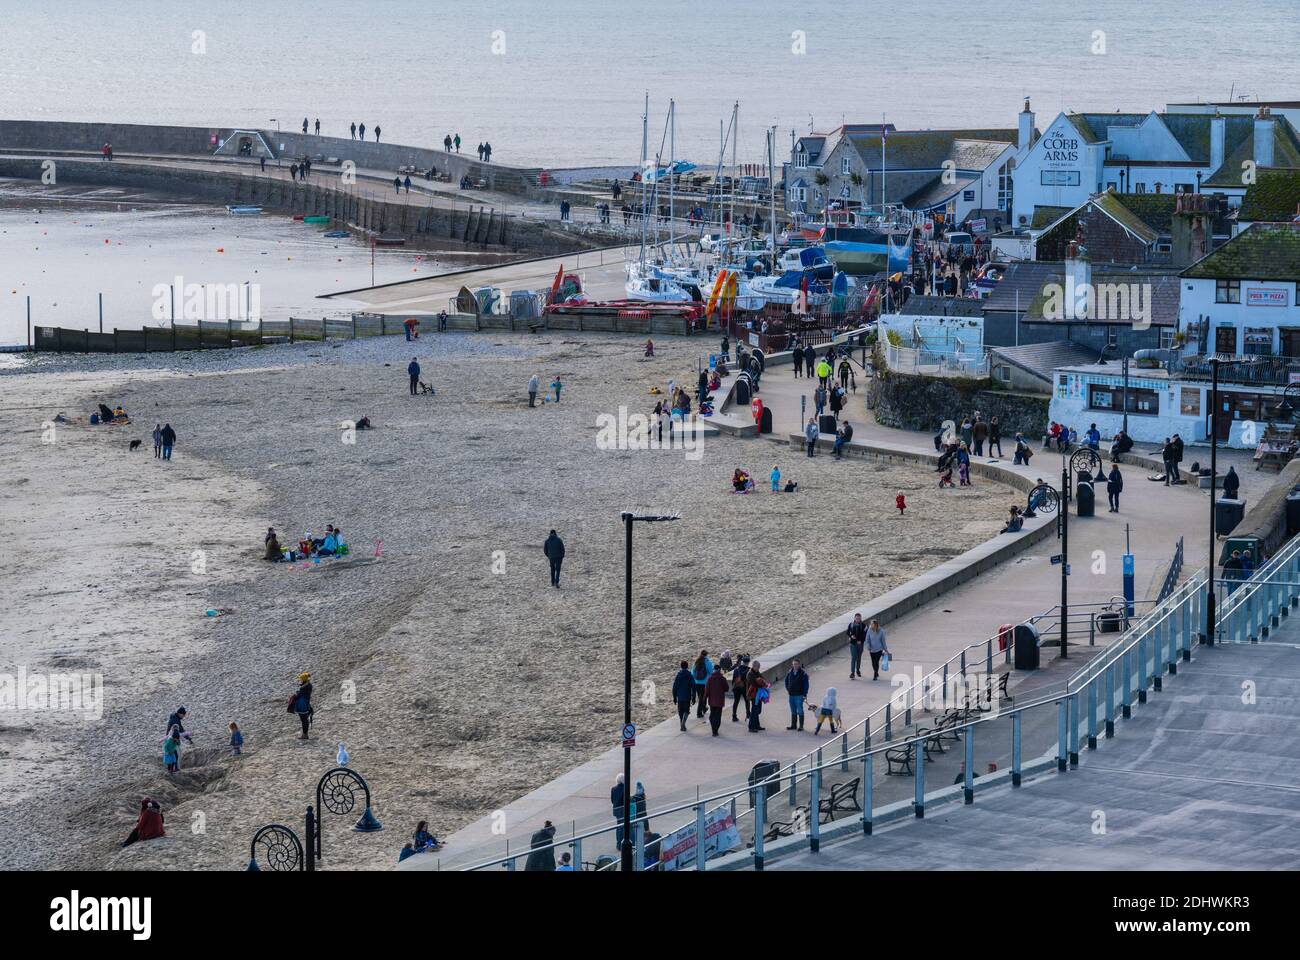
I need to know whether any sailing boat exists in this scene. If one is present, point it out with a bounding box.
[626,97,699,304]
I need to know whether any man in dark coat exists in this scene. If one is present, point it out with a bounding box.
[803,344,816,376]
[1106,466,1123,512]
[671,660,694,731]
[1223,466,1241,500]
[783,659,810,730]
[704,664,730,736]
[524,820,557,871]
[543,530,565,587]
[1170,434,1185,483]
[407,357,420,396]
[167,706,192,744]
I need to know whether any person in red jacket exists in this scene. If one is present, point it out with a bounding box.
[122,797,165,847]
[896,491,906,515]
[704,664,730,736]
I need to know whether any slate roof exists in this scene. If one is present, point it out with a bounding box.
[846,128,1018,172]
[981,261,1060,313]
[1031,205,1071,229]
[898,295,984,318]
[1021,267,1182,325]
[1238,169,1300,222]
[989,341,1102,381]
[1181,222,1300,281]
[903,174,978,210]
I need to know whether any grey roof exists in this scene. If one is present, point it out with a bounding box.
[988,340,1101,381]
[904,174,979,210]
[980,261,1059,313]
[897,295,984,318]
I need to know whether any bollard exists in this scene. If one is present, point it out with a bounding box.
[695,803,706,871]
[635,821,644,872]
[942,663,949,707]
[884,703,892,741]
[1153,622,1163,692]
[863,753,874,834]
[753,796,766,871]
[1069,693,1080,766]
[913,739,925,818]
[809,768,821,853]
[572,837,581,870]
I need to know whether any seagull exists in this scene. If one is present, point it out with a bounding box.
[336,743,349,767]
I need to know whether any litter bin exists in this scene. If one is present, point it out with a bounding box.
[733,377,751,407]
[1075,478,1095,517]
[819,413,838,435]
[1285,492,1300,536]
[759,406,773,434]
[749,760,781,801]
[1219,497,1247,536]
[1013,622,1040,671]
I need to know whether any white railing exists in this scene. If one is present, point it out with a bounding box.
[884,342,989,379]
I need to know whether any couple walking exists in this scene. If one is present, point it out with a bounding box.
[846,614,889,679]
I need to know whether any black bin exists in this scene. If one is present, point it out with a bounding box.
[749,760,781,800]
[759,406,773,434]
[1286,493,1300,537]
[1076,479,1095,517]
[1219,497,1247,536]
[819,413,838,434]
[1013,623,1040,670]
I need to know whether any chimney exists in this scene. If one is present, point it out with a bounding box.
[1019,97,1034,152]
[1065,240,1091,319]
[1210,110,1226,173]
[1171,193,1209,268]
[1254,106,1275,168]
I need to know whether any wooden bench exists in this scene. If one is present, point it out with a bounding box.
[885,742,915,776]
[764,805,811,842]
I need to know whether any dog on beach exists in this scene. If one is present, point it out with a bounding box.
[128,439,142,451]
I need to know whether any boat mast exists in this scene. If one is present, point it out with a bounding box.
[668,98,676,263]
[768,125,776,265]
[639,91,649,268]
[730,101,738,247]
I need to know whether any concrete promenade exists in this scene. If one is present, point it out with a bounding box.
[409,360,1214,870]
[769,635,1300,870]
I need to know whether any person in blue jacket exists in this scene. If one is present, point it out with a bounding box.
[672,659,694,731]
[784,658,810,730]
[691,650,713,718]
[408,357,420,396]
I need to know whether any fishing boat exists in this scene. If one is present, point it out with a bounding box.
[776,245,835,281]
[624,262,701,303]
[226,205,262,215]
[738,270,832,309]
[818,223,912,276]
[374,234,406,246]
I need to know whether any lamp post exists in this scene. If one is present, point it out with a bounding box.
[269,119,281,168]
[315,766,383,862]
[1206,357,1220,645]
[620,511,680,872]
[1060,451,1070,659]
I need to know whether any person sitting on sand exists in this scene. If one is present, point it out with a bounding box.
[732,468,753,493]
[122,797,165,847]
[265,529,283,561]
[355,416,372,430]
[413,820,443,851]
[333,527,346,554]
[319,529,339,556]
[113,405,127,421]
[297,535,313,559]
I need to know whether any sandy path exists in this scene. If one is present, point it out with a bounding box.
[0,333,1013,870]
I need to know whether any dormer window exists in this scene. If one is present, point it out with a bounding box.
[795,150,808,169]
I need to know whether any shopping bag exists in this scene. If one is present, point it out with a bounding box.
[881,654,891,672]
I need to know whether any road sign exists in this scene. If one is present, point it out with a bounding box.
[621,723,636,747]
[1051,554,1063,565]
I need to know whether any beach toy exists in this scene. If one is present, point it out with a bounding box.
[205,609,218,617]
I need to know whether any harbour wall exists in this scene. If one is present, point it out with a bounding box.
[0,155,624,255]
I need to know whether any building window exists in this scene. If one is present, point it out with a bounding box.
[1216,279,1241,303]
[1089,384,1159,415]
[1041,170,1081,186]
[841,156,850,175]
[1176,182,1193,194]
[1244,328,1274,356]
[1160,327,1175,350]
[997,161,1012,211]
[1105,181,1117,191]
[996,365,1012,383]
[795,151,808,169]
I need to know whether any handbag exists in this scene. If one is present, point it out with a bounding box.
[755,686,770,703]
[881,653,891,672]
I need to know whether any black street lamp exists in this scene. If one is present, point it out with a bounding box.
[1206,357,1220,646]
[620,511,680,872]
[315,767,383,862]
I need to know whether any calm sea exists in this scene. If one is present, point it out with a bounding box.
[1,0,1293,169]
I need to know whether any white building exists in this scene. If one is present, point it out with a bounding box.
[1012,106,1300,230]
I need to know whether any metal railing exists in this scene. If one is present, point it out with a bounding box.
[1157,536,1185,603]
[461,544,1298,871]
[883,342,989,379]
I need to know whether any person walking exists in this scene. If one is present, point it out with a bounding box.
[972,416,988,457]
[783,659,810,731]
[814,384,827,417]
[719,334,730,363]
[477,142,485,161]
[812,687,839,736]
[393,176,401,195]
[454,133,461,153]
[444,134,452,151]
[351,122,357,140]
[803,344,816,378]
[1161,437,1175,485]
[260,155,266,172]
[793,344,804,378]
[691,650,713,718]
[302,117,308,135]
[1171,433,1184,483]
[1223,550,1244,595]
[483,142,491,162]
[730,655,751,722]
[374,125,381,142]
[550,375,562,403]
[865,620,890,680]
[543,529,565,587]
[160,423,176,460]
[989,416,1003,458]
[290,162,299,181]
[358,122,366,140]
[805,417,819,457]
[152,423,163,458]
[610,774,627,846]
[815,357,832,387]
[704,663,729,736]
[291,673,313,739]
[1223,466,1241,500]
[314,118,320,135]
[408,357,421,396]
[672,659,694,731]
[746,662,768,732]
[524,821,557,871]
[847,613,866,679]
[403,175,412,193]
[1106,465,1123,512]
[528,373,540,407]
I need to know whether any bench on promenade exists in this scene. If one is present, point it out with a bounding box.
[885,742,915,776]
[968,672,1013,713]
[761,777,862,841]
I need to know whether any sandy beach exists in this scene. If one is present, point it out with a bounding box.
[0,331,1015,870]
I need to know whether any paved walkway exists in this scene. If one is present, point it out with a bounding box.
[404,360,1216,870]
[770,637,1300,870]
